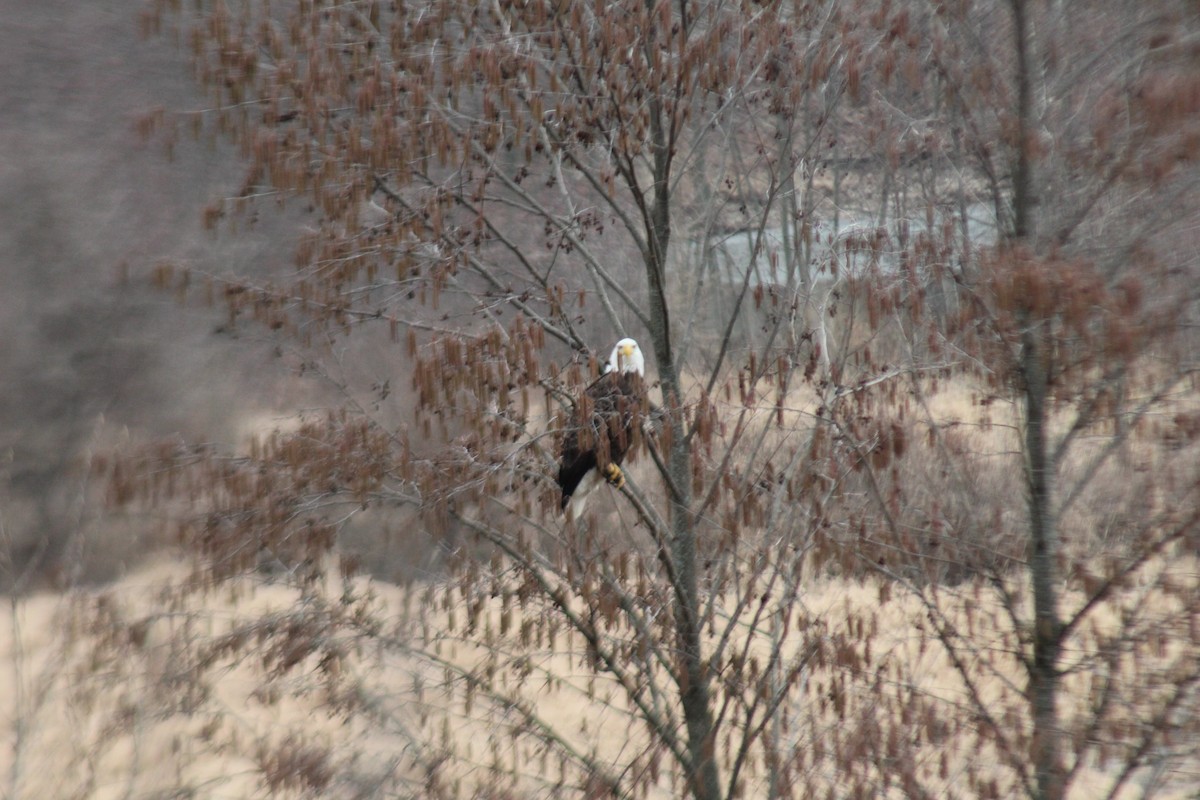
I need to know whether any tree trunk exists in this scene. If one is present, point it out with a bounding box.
[645,66,721,798]
[1010,2,1064,797]
[1023,328,1064,800]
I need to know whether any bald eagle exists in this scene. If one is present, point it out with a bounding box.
[558,338,647,519]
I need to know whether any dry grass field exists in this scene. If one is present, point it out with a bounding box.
[2,542,1196,799]
[6,369,1196,799]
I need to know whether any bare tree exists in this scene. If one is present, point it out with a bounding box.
[124,1,866,797]
[811,1,1200,798]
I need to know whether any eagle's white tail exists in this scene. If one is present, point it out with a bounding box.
[564,467,605,523]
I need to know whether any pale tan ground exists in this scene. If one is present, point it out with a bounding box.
[6,368,1193,798]
[1,552,1196,800]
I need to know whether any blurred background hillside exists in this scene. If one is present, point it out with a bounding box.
[0,0,301,587]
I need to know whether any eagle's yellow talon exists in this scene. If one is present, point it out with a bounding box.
[602,463,625,489]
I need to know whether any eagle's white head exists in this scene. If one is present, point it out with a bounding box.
[607,338,645,376]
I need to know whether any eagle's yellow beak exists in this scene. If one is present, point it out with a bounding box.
[620,343,634,358]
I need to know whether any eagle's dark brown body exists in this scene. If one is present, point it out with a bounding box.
[557,370,647,510]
